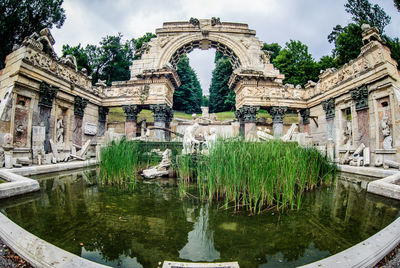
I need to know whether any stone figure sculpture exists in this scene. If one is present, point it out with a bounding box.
[343,121,352,146]
[204,128,218,152]
[142,149,172,179]
[381,113,393,150]
[182,123,200,154]
[257,127,273,141]
[56,118,64,144]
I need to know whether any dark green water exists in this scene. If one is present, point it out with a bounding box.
[0,169,400,268]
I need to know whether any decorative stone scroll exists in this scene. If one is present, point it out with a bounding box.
[269,106,287,123]
[351,85,369,111]
[74,96,88,117]
[122,104,142,121]
[150,104,174,123]
[300,108,310,124]
[39,82,58,108]
[322,98,335,120]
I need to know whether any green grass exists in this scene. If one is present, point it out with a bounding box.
[176,139,336,214]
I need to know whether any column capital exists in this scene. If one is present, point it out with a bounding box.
[98,106,109,122]
[150,104,173,123]
[300,108,310,124]
[39,81,58,108]
[122,104,142,121]
[269,106,287,123]
[74,96,88,117]
[351,85,368,111]
[322,98,335,120]
[237,105,259,123]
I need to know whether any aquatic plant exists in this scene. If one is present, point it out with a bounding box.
[177,139,336,214]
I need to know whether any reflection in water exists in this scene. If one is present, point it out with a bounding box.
[0,170,399,268]
[179,204,220,261]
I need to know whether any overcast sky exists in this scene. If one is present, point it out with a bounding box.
[52,0,400,94]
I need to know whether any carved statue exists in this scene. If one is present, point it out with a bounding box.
[189,17,200,27]
[204,128,218,152]
[343,121,352,146]
[56,118,64,144]
[381,113,393,150]
[182,123,200,154]
[211,17,221,26]
[142,149,172,179]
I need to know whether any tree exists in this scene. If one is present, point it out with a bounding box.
[173,54,202,113]
[317,55,337,71]
[132,32,156,60]
[209,52,235,113]
[344,0,391,33]
[0,0,66,69]
[333,23,363,66]
[61,44,91,73]
[395,0,400,12]
[384,36,400,69]
[273,40,319,86]
[262,43,282,62]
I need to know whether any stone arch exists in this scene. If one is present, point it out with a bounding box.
[156,32,252,70]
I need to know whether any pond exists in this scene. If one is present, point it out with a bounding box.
[0,169,399,268]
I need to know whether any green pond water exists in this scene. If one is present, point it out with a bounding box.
[0,169,400,268]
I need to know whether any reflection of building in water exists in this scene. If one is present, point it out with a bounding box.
[179,204,220,262]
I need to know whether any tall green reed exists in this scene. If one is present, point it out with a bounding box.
[177,139,336,214]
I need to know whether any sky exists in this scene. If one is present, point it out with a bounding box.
[52,0,400,95]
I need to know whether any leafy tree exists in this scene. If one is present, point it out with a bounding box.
[61,44,91,73]
[209,52,235,113]
[173,54,202,113]
[384,36,400,69]
[395,0,400,12]
[344,0,391,33]
[333,23,363,66]
[0,0,66,68]
[262,43,282,62]
[273,40,319,86]
[317,55,337,71]
[132,32,156,60]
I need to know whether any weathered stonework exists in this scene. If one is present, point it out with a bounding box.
[322,98,336,120]
[74,96,88,117]
[351,85,369,111]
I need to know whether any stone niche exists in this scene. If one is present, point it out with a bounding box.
[54,105,70,149]
[13,95,31,148]
[376,97,392,150]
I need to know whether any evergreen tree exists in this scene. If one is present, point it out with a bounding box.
[173,54,202,113]
[395,0,400,12]
[0,0,66,68]
[273,40,319,86]
[209,52,235,113]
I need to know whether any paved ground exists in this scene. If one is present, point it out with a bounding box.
[376,244,400,268]
[0,238,32,268]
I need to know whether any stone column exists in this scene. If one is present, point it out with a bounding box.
[270,106,287,138]
[351,85,370,146]
[98,106,109,137]
[234,109,245,137]
[300,108,310,135]
[150,104,173,141]
[241,105,259,140]
[38,82,58,153]
[322,98,336,140]
[73,96,88,147]
[122,105,141,140]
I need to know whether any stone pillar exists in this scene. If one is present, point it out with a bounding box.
[38,82,58,153]
[300,108,310,135]
[322,98,336,140]
[241,105,259,140]
[122,105,141,140]
[270,106,287,138]
[98,106,109,137]
[234,109,245,137]
[150,104,173,141]
[73,96,88,147]
[351,85,370,146]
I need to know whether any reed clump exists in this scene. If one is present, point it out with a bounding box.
[99,139,160,190]
[177,139,336,214]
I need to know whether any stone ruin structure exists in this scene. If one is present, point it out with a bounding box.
[0,19,399,167]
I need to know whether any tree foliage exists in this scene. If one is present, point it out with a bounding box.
[395,0,400,12]
[273,40,319,86]
[173,54,202,113]
[209,52,235,113]
[333,23,363,66]
[0,0,66,68]
[384,36,400,68]
[262,43,282,62]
